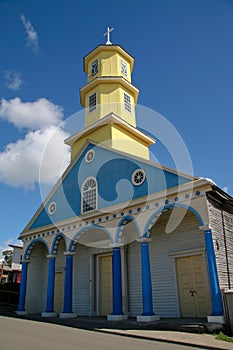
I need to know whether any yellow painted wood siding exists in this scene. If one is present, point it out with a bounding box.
[71,124,112,159]
[71,123,150,161]
[87,51,131,83]
[84,84,136,128]
[111,125,150,160]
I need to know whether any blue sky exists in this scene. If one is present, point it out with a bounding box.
[0,0,233,253]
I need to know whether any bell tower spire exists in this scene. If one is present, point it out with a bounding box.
[80,37,139,128]
[65,30,155,160]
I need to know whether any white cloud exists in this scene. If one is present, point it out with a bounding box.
[0,97,70,189]
[0,97,64,130]
[223,186,229,193]
[0,126,70,189]
[4,71,24,91]
[0,239,13,257]
[39,127,71,185]
[20,14,39,53]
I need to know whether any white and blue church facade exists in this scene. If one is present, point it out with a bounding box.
[16,35,233,326]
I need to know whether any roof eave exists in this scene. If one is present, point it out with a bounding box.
[79,76,139,107]
[64,113,155,147]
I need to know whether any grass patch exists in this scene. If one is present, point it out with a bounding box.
[215,331,233,343]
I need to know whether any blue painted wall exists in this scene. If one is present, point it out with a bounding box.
[29,144,192,230]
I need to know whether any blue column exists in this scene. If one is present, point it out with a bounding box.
[204,229,223,316]
[17,261,28,312]
[45,256,56,313]
[140,241,154,316]
[112,247,124,315]
[63,254,73,314]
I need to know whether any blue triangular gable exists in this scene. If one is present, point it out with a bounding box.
[28,143,194,230]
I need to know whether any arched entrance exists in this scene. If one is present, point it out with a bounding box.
[149,207,211,318]
[25,240,49,314]
[71,226,113,316]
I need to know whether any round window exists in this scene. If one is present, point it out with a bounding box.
[48,201,56,215]
[132,169,146,186]
[85,150,95,163]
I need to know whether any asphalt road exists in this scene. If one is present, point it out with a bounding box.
[0,316,208,350]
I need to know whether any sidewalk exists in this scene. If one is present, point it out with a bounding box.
[99,328,233,350]
[1,304,233,350]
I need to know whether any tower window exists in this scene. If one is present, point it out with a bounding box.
[121,59,128,76]
[82,177,97,213]
[89,93,96,113]
[124,92,132,113]
[91,59,98,76]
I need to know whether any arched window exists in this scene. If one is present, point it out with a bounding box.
[82,177,97,213]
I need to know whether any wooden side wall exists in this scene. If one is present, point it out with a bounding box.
[207,195,233,290]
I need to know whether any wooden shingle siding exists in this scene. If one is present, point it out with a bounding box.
[72,244,89,315]
[225,210,233,288]
[149,208,207,317]
[207,196,233,290]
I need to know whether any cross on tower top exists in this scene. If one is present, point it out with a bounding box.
[103,27,114,45]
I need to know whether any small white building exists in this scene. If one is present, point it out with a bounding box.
[9,245,23,283]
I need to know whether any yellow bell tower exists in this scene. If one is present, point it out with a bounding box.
[65,28,155,160]
[81,43,138,128]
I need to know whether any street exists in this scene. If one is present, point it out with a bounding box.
[0,316,209,350]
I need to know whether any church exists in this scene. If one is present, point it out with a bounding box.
[16,30,233,326]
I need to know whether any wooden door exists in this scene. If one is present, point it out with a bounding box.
[99,255,112,315]
[176,255,211,318]
[54,271,63,314]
